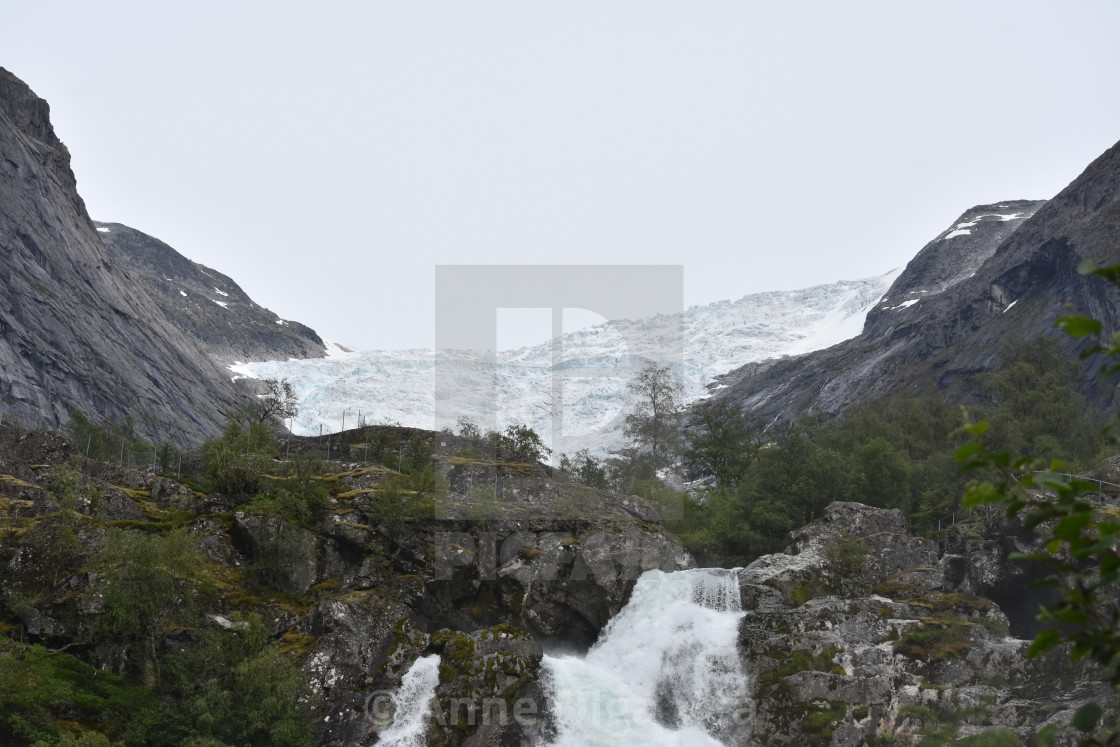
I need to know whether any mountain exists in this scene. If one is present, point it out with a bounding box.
[0,68,321,441]
[711,141,1120,426]
[95,221,324,365]
[230,270,899,456]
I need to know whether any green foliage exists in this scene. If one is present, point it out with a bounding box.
[491,424,551,464]
[559,448,610,489]
[684,398,756,491]
[251,450,330,525]
[974,335,1102,464]
[466,486,504,521]
[623,362,684,472]
[90,528,212,683]
[364,468,440,521]
[402,431,435,472]
[25,463,89,587]
[156,614,313,747]
[954,729,1022,746]
[894,617,973,663]
[844,437,912,509]
[200,420,273,497]
[0,632,152,746]
[664,337,1110,567]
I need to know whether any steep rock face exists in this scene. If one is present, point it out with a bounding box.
[737,502,1111,746]
[0,424,690,746]
[0,67,242,441]
[714,140,1120,425]
[861,200,1044,339]
[96,222,324,365]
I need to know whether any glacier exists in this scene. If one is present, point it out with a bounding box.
[230,269,900,459]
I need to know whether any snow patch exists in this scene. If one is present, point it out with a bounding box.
[945,212,1024,240]
[96,226,110,233]
[212,300,228,309]
[214,288,229,297]
[1004,300,1018,313]
[179,290,187,297]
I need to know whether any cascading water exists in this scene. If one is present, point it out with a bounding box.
[375,654,442,746]
[542,568,751,746]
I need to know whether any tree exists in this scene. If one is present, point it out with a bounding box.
[684,398,756,491]
[623,362,684,472]
[494,424,551,464]
[559,448,610,489]
[91,528,211,686]
[843,437,912,510]
[200,419,274,496]
[234,378,299,429]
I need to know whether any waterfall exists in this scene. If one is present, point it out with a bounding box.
[376,654,441,746]
[543,568,751,746]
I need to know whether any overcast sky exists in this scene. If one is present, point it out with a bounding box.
[7,1,1120,351]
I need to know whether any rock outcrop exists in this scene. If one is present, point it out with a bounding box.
[737,502,1113,746]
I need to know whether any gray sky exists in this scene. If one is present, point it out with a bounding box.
[8,1,1120,351]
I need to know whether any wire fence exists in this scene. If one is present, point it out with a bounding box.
[932,471,1120,531]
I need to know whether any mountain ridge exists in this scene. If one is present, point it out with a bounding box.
[711,139,1120,426]
[0,68,323,442]
[95,221,325,365]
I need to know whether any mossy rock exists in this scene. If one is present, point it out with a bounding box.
[894,617,973,662]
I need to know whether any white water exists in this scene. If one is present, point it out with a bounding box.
[543,568,751,746]
[376,654,441,746]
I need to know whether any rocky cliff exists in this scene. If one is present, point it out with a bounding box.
[0,67,246,441]
[0,423,689,746]
[735,501,1111,746]
[95,221,324,365]
[712,140,1120,426]
[3,421,1113,745]
[0,68,329,442]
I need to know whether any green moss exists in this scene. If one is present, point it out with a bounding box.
[894,617,973,662]
[309,578,340,593]
[757,646,844,694]
[798,700,846,743]
[0,474,41,491]
[280,632,317,658]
